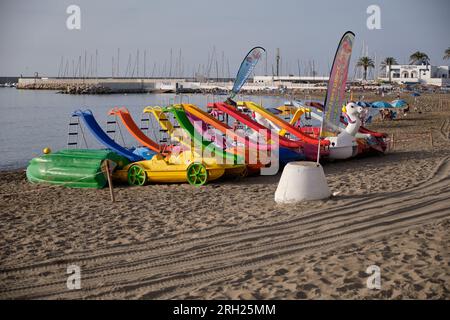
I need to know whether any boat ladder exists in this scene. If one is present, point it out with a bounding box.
[106,114,126,147]
[302,110,314,135]
[67,114,88,148]
[140,113,151,136]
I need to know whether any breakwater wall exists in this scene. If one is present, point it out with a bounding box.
[16,78,187,94]
[0,77,19,84]
[16,77,330,94]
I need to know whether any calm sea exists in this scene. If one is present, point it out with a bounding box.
[0,88,293,170]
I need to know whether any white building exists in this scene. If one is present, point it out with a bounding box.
[253,75,329,83]
[379,63,450,87]
[253,75,329,90]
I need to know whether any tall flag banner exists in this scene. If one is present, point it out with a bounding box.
[322,31,355,132]
[230,46,266,98]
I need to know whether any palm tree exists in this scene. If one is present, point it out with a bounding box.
[380,57,398,82]
[409,51,430,65]
[444,47,450,60]
[357,56,375,81]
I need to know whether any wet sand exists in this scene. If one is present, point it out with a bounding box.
[0,93,449,299]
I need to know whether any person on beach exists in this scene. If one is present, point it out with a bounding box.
[381,109,395,121]
[381,109,389,121]
[380,109,385,121]
[403,103,410,117]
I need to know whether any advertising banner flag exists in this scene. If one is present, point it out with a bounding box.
[230,47,266,98]
[322,31,355,132]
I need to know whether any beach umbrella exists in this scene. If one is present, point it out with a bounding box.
[371,101,392,108]
[391,99,407,108]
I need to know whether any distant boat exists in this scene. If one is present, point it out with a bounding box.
[215,90,228,95]
[210,88,228,95]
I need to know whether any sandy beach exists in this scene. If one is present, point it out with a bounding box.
[0,93,449,299]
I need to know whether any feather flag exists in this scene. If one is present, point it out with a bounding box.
[230,47,266,99]
[322,31,355,132]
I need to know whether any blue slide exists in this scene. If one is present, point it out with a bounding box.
[73,109,143,162]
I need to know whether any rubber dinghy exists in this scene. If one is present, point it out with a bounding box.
[26,149,129,188]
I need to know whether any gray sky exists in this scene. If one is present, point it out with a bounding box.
[0,0,449,77]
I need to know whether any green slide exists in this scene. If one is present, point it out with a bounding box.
[162,106,243,164]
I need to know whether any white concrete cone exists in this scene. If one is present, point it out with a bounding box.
[275,161,331,203]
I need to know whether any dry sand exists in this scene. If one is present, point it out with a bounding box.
[0,93,449,299]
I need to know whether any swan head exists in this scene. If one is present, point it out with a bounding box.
[345,102,363,117]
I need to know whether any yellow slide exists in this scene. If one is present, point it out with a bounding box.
[238,101,325,146]
[143,106,193,150]
[276,106,311,137]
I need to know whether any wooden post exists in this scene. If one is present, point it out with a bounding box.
[429,131,433,147]
[103,160,115,202]
[391,133,395,150]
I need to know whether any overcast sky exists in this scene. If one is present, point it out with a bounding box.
[0,0,449,77]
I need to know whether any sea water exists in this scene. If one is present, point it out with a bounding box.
[0,89,293,170]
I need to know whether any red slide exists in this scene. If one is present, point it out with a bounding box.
[209,102,306,149]
[181,103,273,151]
[108,107,162,153]
[240,101,329,147]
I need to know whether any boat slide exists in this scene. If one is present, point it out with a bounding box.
[180,103,272,152]
[275,101,386,140]
[144,106,236,161]
[292,101,387,153]
[239,101,329,147]
[179,104,302,168]
[185,112,229,150]
[143,106,197,151]
[145,106,241,164]
[276,106,311,137]
[108,107,164,153]
[72,109,143,162]
[299,101,387,138]
[209,102,309,164]
[210,102,306,149]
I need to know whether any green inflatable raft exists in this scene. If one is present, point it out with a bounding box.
[26,149,129,188]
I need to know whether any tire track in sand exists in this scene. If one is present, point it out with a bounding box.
[1,157,449,299]
[439,119,450,140]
